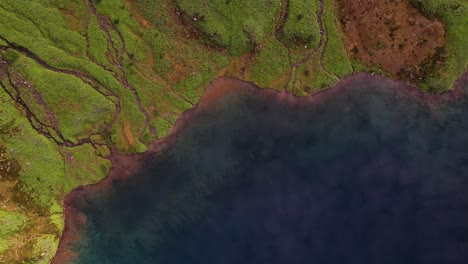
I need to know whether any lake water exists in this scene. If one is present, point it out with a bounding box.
[59,74,468,263]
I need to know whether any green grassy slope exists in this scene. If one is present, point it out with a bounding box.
[281,0,321,48]
[409,0,468,92]
[176,0,281,55]
[0,0,465,262]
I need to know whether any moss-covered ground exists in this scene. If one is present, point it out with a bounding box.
[0,0,465,262]
[408,0,468,92]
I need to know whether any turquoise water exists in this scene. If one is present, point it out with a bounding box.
[66,75,468,263]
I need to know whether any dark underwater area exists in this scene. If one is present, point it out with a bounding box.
[58,74,468,264]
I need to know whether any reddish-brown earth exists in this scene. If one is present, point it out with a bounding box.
[338,0,446,83]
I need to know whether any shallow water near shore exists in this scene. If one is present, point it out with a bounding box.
[58,74,468,263]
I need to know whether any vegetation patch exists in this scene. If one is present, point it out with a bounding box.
[280,0,320,48]
[0,210,28,239]
[408,0,468,92]
[175,0,281,55]
[321,0,353,78]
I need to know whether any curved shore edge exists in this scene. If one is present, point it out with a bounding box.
[51,70,468,263]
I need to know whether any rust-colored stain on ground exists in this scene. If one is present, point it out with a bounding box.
[123,121,134,146]
[201,79,239,104]
[126,1,150,28]
[339,0,446,82]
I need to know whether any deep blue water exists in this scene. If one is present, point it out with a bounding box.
[68,76,468,263]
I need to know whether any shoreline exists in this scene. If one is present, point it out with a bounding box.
[52,70,468,263]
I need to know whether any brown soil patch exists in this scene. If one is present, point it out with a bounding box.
[200,78,251,104]
[125,1,150,28]
[163,54,191,83]
[218,54,252,78]
[59,6,87,34]
[123,121,134,146]
[0,179,61,263]
[338,0,446,82]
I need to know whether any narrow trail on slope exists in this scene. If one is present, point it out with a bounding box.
[332,0,354,72]
[0,35,122,131]
[88,0,156,137]
[0,36,121,148]
[0,71,64,145]
[0,63,107,149]
[4,62,60,131]
[274,0,294,91]
[274,0,337,92]
[317,0,341,80]
[83,15,117,75]
[289,0,330,89]
[0,37,118,100]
